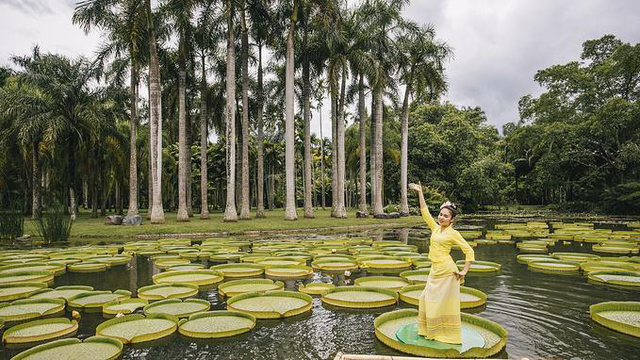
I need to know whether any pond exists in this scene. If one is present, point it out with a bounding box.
[1,218,639,359]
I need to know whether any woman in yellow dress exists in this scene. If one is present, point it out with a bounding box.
[409,182,474,344]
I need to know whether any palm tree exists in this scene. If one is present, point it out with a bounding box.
[360,0,407,215]
[283,0,299,220]
[248,0,272,218]
[73,0,148,219]
[397,22,451,214]
[239,3,251,219]
[224,0,238,222]
[167,0,197,222]
[147,0,165,223]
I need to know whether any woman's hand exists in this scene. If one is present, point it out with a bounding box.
[453,270,467,281]
[408,182,423,193]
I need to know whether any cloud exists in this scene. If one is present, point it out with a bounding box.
[2,0,54,15]
[402,0,640,129]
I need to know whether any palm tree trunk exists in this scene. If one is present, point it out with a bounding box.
[335,64,347,218]
[319,108,325,210]
[148,0,164,224]
[302,37,313,218]
[330,72,337,217]
[199,54,209,219]
[186,110,193,217]
[239,8,251,220]
[224,0,238,222]
[400,82,411,214]
[373,86,384,215]
[126,60,139,216]
[68,136,78,220]
[370,93,377,214]
[358,74,368,214]
[284,4,298,221]
[256,44,266,218]
[31,142,41,219]
[83,176,88,209]
[177,50,189,222]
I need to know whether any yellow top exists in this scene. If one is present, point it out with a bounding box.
[421,207,475,276]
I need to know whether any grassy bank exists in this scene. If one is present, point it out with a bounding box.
[22,208,424,239]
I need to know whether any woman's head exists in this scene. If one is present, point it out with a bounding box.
[438,201,459,226]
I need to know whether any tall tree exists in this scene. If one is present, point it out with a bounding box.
[73,0,148,220]
[224,0,239,221]
[397,22,450,214]
[283,0,299,220]
[147,0,165,223]
[239,3,251,219]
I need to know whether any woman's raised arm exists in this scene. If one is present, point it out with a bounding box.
[409,183,436,231]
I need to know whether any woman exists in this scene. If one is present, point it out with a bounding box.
[409,182,474,344]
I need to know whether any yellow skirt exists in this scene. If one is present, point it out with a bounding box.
[417,272,461,344]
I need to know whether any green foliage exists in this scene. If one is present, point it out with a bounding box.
[407,103,511,210]
[505,35,640,213]
[0,206,23,240]
[37,206,74,244]
[602,182,640,215]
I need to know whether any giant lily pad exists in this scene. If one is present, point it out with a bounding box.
[374,309,507,358]
[456,260,501,273]
[311,259,359,271]
[588,270,640,288]
[0,263,66,277]
[354,276,410,292]
[218,279,284,297]
[102,299,149,316]
[322,286,398,309]
[399,270,431,285]
[67,262,109,273]
[298,282,335,296]
[0,271,53,285]
[67,290,132,311]
[178,311,256,339]
[143,298,210,318]
[3,318,78,345]
[0,283,47,302]
[137,284,199,300]
[9,336,123,360]
[528,259,580,272]
[96,313,178,344]
[227,291,312,319]
[0,298,65,322]
[30,286,94,302]
[152,269,224,287]
[590,301,640,338]
[210,263,265,277]
[264,265,313,278]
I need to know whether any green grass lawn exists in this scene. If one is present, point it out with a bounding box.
[23,208,424,239]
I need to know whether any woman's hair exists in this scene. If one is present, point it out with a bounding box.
[440,201,459,218]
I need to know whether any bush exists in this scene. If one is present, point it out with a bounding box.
[37,207,73,244]
[548,201,595,213]
[602,182,640,215]
[0,208,24,240]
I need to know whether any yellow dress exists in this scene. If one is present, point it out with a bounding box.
[417,206,475,344]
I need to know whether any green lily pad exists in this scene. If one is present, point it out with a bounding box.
[395,322,485,352]
[0,283,47,302]
[298,282,335,296]
[354,276,410,292]
[210,263,265,277]
[96,313,178,344]
[152,269,224,287]
[322,286,398,308]
[2,318,79,345]
[227,291,312,319]
[102,299,149,316]
[0,271,53,285]
[143,298,211,318]
[218,279,284,297]
[30,286,94,301]
[137,284,199,300]
[9,336,123,360]
[590,301,640,338]
[0,298,65,322]
[67,290,132,311]
[178,311,256,338]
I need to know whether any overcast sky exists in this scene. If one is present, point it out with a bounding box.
[1,0,639,136]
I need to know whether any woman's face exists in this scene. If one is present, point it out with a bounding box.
[438,208,454,226]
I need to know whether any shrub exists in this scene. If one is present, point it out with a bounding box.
[37,207,73,244]
[0,208,23,240]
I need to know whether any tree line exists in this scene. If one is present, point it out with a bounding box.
[0,0,638,219]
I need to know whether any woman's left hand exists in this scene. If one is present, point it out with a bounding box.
[453,270,467,281]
